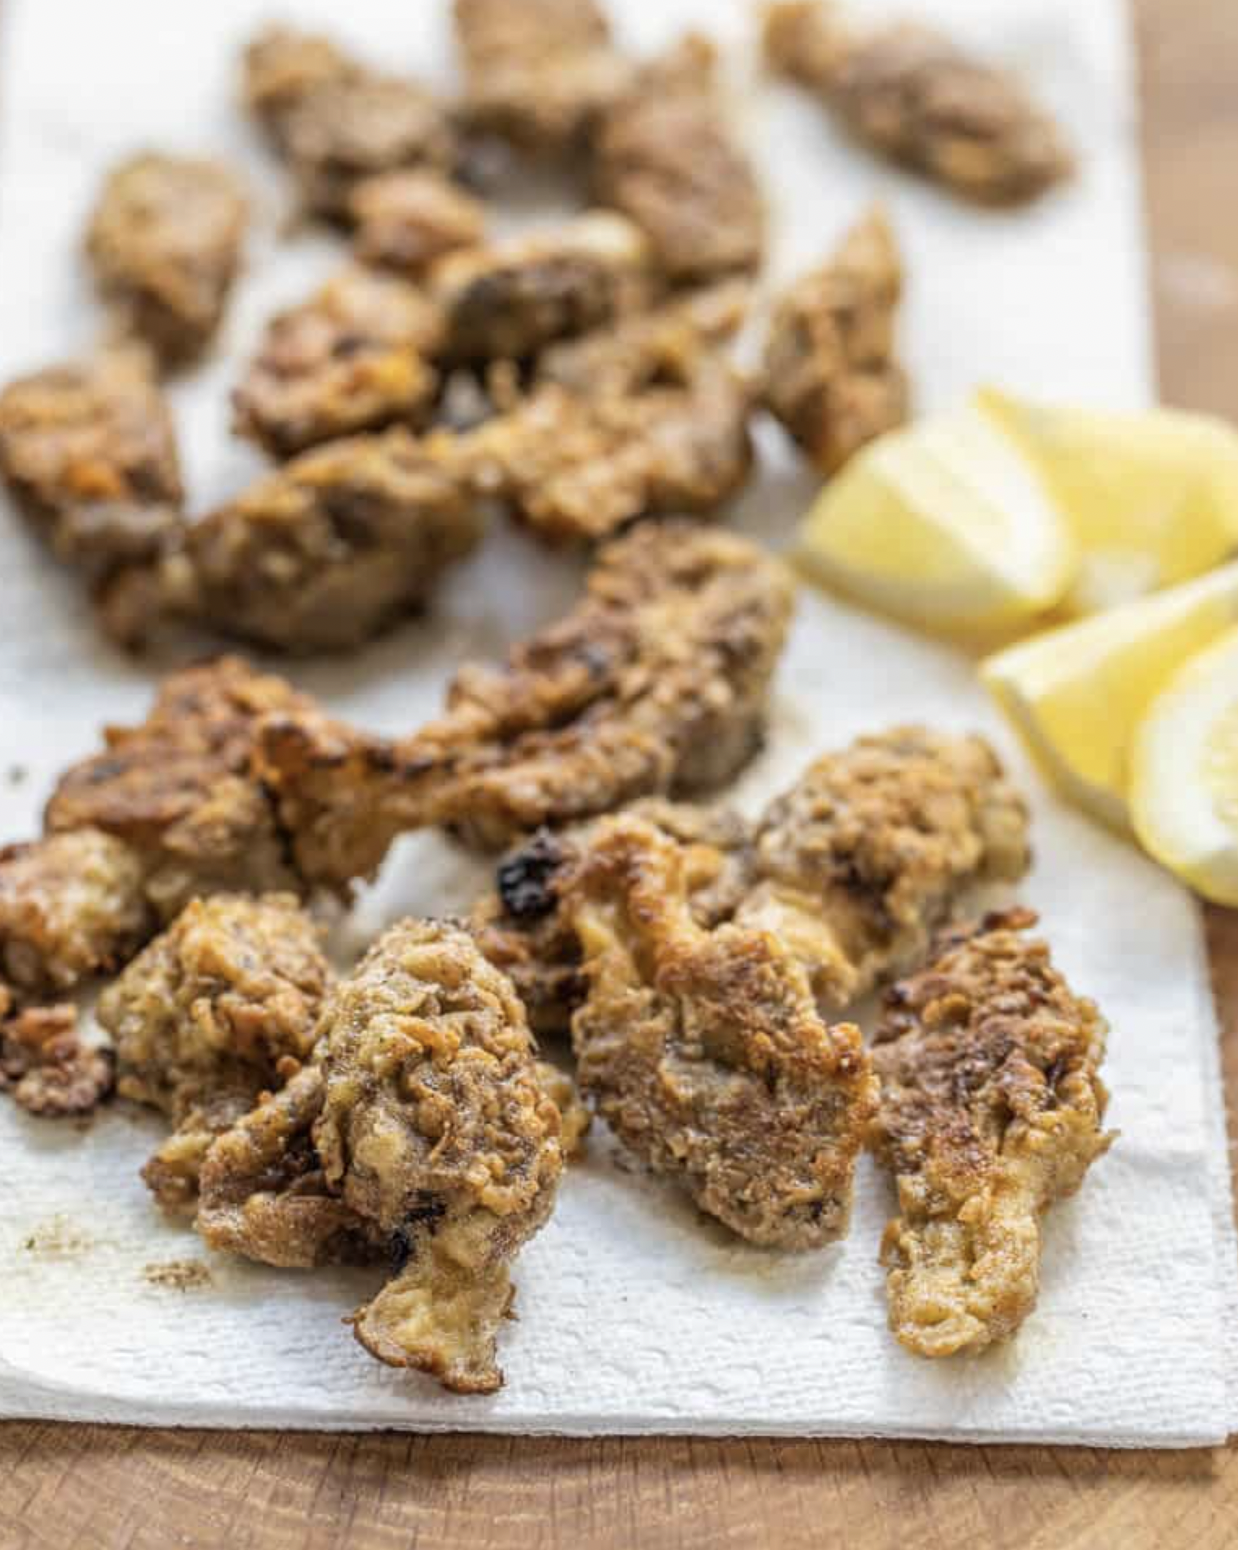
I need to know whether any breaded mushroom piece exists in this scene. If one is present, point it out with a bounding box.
[472,799,754,1038]
[763,206,909,474]
[313,919,563,1391]
[590,34,764,282]
[156,428,482,654]
[257,522,796,883]
[739,727,1030,1008]
[45,656,318,922]
[232,266,444,457]
[430,211,653,367]
[97,893,331,1211]
[242,26,456,218]
[870,907,1114,1356]
[452,0,630,153]
[85,153,248,366]
[0,351,184,645]
[201,919,564,1392]
[763,1,1073,206]
[566,815,877,1247]
[0,996,115,1119]
[350,169,486,275]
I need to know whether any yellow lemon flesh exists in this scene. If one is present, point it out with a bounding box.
[981,560,1238,830]
[796,405,1077,635]
[977,388,1238,614]
[1131,625,1238,905]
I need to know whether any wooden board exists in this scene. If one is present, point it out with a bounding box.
[2,1,1237,1544]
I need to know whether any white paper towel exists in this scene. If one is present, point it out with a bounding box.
[1,0,1235,1446]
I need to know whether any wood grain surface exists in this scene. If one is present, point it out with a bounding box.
[3,1,1238,1545]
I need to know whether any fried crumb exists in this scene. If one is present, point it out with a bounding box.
[142,1258,214,1291]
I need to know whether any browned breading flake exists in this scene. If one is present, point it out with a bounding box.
[431,212,653,366]
[0,829,152,999]
[0,1000,115,1118]
[0,351,184,638]
[85,153,248,366]
[763,2,1073,206]
[453,0,630,152]
[590,34,764,282]
[466,355,752,545]
[243,26,457,218]
[96,892,330,1211]
[566,815,877,1247]
[46,657,317,920]
[257,522,795,883]
[741,727,1030,1009]
[232,266,444,458]
[200,919,563,1393]
[535,1060,591,1158]
[350,169,486,275]
[763,207,909,474]
[870,908,1113,1356]
[157,428,482,655]
[197,1061,385,1268]
[471,799,754,1038]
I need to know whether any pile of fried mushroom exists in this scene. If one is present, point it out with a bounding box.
[0,0,1105,1393]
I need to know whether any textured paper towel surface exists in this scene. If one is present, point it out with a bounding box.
[1,0,1234,1446]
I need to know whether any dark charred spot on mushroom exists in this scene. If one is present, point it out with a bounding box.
[497,830,568,921]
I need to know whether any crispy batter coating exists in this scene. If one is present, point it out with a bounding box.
[232,266,444,458]
[453,0,630,152]
[763,2,1073,206]
[0,829,152,999]
[466,353,752,545]
[97,893,330,1208]
[350,169,486,275]
[85,153,247,366]
[590,34,764,282]
[431,212,652,367]
[472,800,754,1037]
[243,27,457,218]
[158,429,481,654]
[535,1060,590,1158]
[763,207,909,474]
[312,919,562,1391]
[741,728,1030,1008]
[258,522,795,882]
[0,997,115,1118]
[46,657,315,920]
[566,816,877,1247]
[197,1061,385,1267]
[870,908,1113,1356]
[0,351,184,641]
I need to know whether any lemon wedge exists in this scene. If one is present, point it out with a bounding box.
[977,388,1238,614]
[796,405,1077,634]
[1130,627,1238,904]
[981,560,1238,829]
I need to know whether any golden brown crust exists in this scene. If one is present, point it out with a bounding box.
[566,816,877,1247]
[0,351,183,641]
[870,907,1113,1356]
[763,2,1073,206]
[257,522,795,881]
[741,727,1031,1008]
[232,267,443,457]
[243,27,456,218]
[45,657,316,918]
[0,829,152,998]
[431,212,653,367]
[590,34,764,282]
[471,800,754,1038]
[763,206,909,474]
[315,918,563,1391]
[453,0,630,152]
[161,429,481,653]
[350,170,486,275]
[85,153,248,366]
